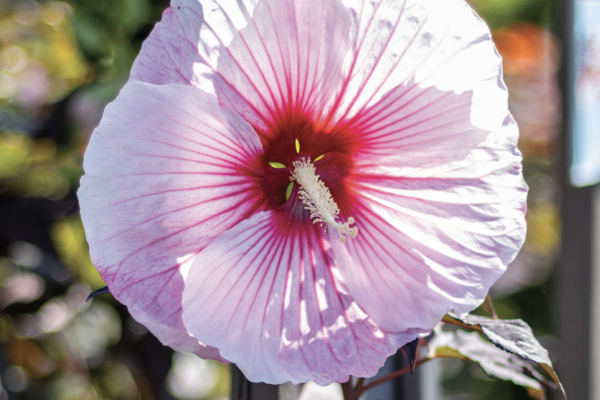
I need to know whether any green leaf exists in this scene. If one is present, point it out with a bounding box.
[429,327,552,400]
[442,313,566,399]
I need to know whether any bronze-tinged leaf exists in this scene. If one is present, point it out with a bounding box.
[442,313,566,399]
[428,327,553,400]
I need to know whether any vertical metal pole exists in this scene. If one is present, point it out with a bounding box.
[231,365,279,400]
[554,0,598,399]
[394,352,440,400]
[394,353,419,399]
[555,185,593,400]
[590,188,600,400]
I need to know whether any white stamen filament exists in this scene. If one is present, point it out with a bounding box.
[291,157,358,242]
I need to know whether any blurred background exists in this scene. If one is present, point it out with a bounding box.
[0,0,591,399]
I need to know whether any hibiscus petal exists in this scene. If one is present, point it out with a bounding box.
[334,116,527,333]
[129,0,206,87]
[331,0,506,166]
[78,81,264,360]
[131,0,352,132]
[182,205,424,384]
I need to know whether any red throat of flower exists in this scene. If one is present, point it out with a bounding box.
[255,111,359,240]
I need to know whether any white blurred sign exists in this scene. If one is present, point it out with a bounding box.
[571,0,600,187]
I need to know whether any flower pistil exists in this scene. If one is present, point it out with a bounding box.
[291,157,358,242]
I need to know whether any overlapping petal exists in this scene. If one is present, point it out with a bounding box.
[129,0,205,87]
[182,199,424,384]
[78,82,264,360]
[318,0,527,334]
[328,0,507,167]
[334,116,527,333]
[131,0,352,132]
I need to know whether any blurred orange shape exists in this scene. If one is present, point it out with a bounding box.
[494,22,560,75]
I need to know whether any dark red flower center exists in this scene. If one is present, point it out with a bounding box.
[254,114,356,216]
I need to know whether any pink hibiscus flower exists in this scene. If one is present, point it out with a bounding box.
[78,0,527,385]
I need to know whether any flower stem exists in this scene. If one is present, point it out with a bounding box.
[354,377,365,393]
[355,357,433,398]
[341,380,356,400]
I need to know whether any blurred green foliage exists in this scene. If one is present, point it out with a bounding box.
[471,0,556,30]
[69,0,164,101]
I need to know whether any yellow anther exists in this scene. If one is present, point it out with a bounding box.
[314,154,325,162]
[269,162,286,169]
[285,181,294,201]
[295,139,300,154]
